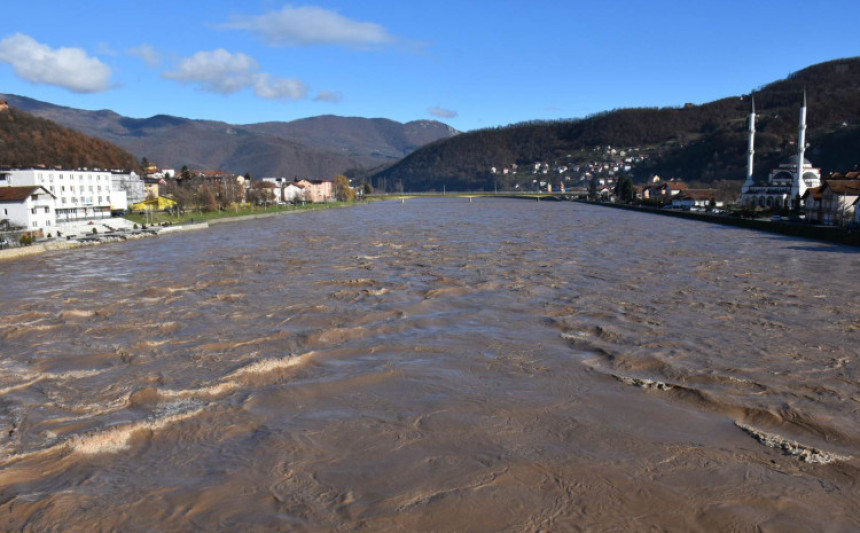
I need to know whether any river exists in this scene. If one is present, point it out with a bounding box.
[0,198,857,531]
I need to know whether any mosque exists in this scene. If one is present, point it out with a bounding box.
[740,92,822,209]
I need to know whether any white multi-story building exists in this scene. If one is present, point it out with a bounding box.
[0,168,141,221]
[111,170,146,208]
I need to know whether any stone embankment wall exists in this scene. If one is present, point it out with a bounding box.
[0,223,210,261]
[585,201,860,247]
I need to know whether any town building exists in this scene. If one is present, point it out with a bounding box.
[112,171,146,207]
[669,189,724,210]
[294,179,333,203]
[0,186,56,233]
[741,93,821,209]
[0,168,141,222]
[803,180,860,225]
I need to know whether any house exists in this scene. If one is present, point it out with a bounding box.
[670,189,723,210]
[818,180,860,226]
[294,179,333,203]
[642,181,688,200]
[801,187,823,223]
[282,183,306,204]
[0,186,56,234]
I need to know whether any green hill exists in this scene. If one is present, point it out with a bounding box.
[370,57,860,192]
[0,105,138,170]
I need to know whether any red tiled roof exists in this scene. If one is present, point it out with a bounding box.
[802,186,822,200]
[823,180,860,195]
[0,186,48,202]
[676,188,716,201]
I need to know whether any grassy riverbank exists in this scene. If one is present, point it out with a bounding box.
[125,201,360,226]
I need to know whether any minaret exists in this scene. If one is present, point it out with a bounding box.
[741,96,756,195]
[792,89,808,200]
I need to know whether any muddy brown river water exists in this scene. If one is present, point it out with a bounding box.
[0,198,858,531]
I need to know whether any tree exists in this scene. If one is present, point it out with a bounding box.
[588,177,598,200]
[333,174,355,202]
[199,184,218,212]
[614,175,635,203]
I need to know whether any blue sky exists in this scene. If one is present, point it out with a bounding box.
[0,1,856,132]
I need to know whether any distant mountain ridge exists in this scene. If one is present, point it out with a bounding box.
[0,94,459,179]
[371,57,860,192]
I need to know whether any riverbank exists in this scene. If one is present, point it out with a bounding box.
[0,201,362,261]
[580,200,860,247]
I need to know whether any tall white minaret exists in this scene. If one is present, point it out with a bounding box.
[792,89,808,200]
[741,96,756,194]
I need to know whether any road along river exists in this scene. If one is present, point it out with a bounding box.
[0,198,857,531]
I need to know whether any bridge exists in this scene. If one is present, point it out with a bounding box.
[366,189,588,201]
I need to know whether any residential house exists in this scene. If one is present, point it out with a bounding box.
[282,182,306,204]
[670,189,723,210]
[295,179,333,203]
[642,180,688,200]
[819,180,860,226]
[801,186,824,223]
[0,186,56,234]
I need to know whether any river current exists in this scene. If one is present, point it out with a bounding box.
[0,198,858,531]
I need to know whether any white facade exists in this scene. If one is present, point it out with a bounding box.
[0,186,56,233]
[111,171,146,207]
[282,183,306,204]
[0,168,139,221]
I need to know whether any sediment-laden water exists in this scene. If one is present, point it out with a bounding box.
[0,198,857,531]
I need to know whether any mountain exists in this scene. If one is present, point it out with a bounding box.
[371,57,860,192]
[0,105,138,170]
[0,94,458,179]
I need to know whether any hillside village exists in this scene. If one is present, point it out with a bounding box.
[489,145,649,193]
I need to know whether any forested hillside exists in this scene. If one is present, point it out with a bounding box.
[371,57,860,191]
[0,106,137,170]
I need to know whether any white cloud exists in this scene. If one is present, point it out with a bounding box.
[254,73,309,101]
[163,48,310,101]
[0,33,112,93]
[219,6,396,48]
[314,90,343,103]
[428,106,458,119]
[129,43,161,67]
[163,49,260,94]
